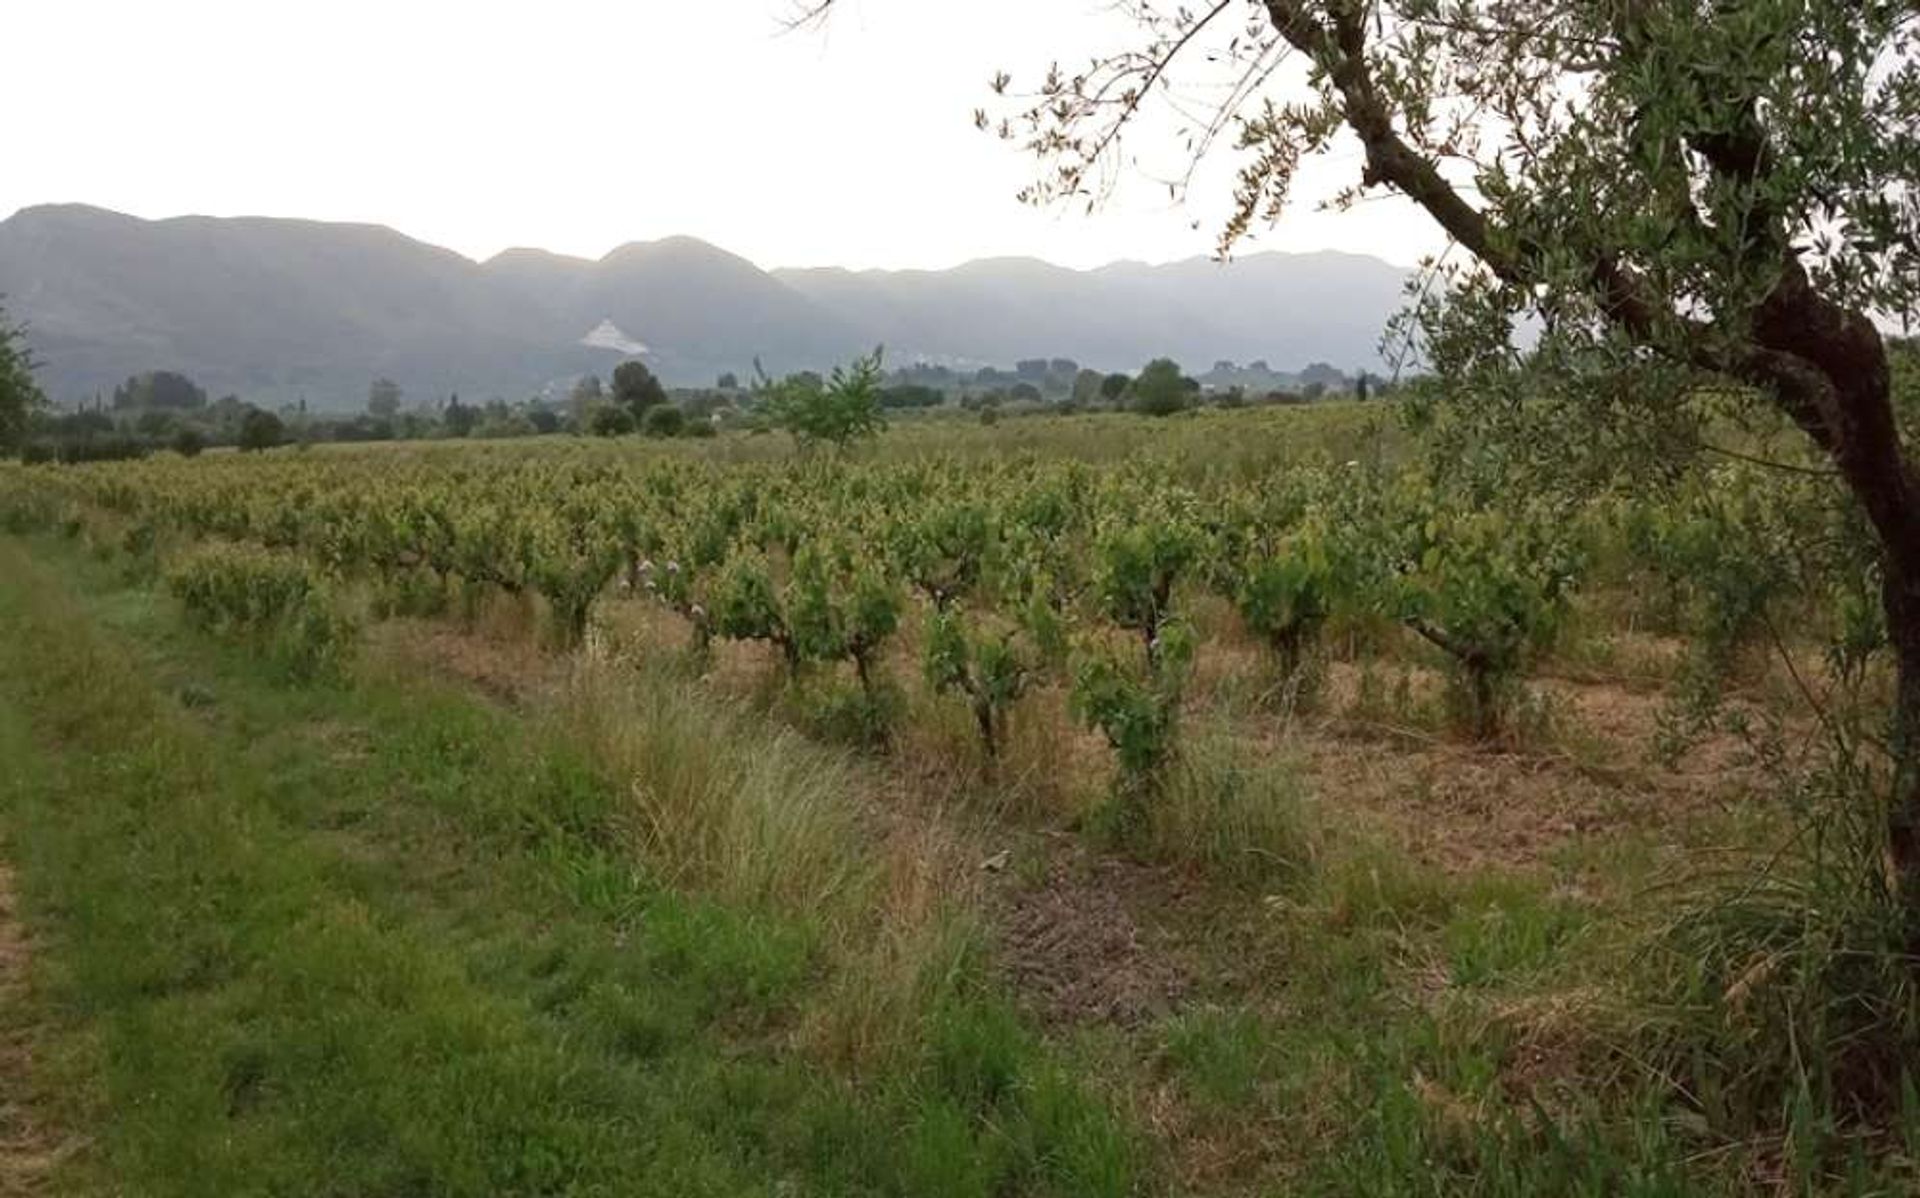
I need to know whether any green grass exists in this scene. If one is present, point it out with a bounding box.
[0,535,1139,1197]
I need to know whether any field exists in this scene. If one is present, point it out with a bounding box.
[0,403,1908,1196]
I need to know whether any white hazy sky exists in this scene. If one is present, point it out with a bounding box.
[4,0,1444,271]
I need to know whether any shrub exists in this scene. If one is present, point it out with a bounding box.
[1071,619,1195,814]
[589,406,635,437]
[924,609,1036,764]
[1130,359,1190,417]
[1393,502,1584,740]
[758,349,888,451]
[1230,528,1338,685]
[643,405,687,438]
[238,408,287,452]
[171,427,207,458]
[166,543,354,679]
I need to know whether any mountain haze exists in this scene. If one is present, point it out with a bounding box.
[0,204,1410,409]
[775,252,1408,375]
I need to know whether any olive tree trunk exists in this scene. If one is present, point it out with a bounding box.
[1750,274,1920,930]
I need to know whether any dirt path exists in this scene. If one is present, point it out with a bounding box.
[0,862,62,1197]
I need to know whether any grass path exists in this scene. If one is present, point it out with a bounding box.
[0,536,1137,1197]
[0,857,67,1197]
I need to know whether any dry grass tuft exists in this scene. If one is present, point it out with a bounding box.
[563,654,871,916]
[561,652,994,1069]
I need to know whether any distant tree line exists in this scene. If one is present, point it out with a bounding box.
[865,354,1392,419]
[1,341,1403,464]
[13,361,727,463]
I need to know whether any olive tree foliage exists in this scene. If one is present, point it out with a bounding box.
[0,303,45,456]
[797,0,1920,909]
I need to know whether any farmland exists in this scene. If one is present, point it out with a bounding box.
[0,401,1910,1195]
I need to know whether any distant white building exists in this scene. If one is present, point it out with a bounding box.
[579,319,650,357]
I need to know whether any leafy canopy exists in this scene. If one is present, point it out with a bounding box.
[1131,358,1191,417]
[238,407,287,453]
[612,360,668,415]
[756,348,889,451]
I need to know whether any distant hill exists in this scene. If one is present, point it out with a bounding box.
[773,251,1408,375]
[0,204,1411,409]
[485,236,872,378]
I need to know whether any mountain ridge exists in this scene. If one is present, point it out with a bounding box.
[0,203,1411,408]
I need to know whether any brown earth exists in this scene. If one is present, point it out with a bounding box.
[989,843,1191,1027]
[369,620,562,708]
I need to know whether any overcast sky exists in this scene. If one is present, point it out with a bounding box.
[4,0,1444,272]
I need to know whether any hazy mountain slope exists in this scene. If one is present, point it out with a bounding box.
[559,237,869,379]
[474,237,872,388]
[0,204,592,407]
[477,247,596,330]
[0,204,1412,407]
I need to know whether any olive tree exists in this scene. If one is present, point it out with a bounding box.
[802,0,1920,916]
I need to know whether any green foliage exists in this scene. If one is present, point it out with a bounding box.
[1071,369,1106,406]
[524,517,624,649]
[789,543,904,695]
[1623,464,1831,689]
[589,404,635,437]
[1090,509,1201,663]
[170,426,207,458]
[570,373,605,413]
[1150,735,1317,886]
[708,542,906,702]
[1647,750,1920,1173]
[642,404,686,438]
[237,407,287,452]
[1228,516,1345,683]
[759,349,889,451]
[711,548,799,669]
[924,608,1035,762]
[0,546,1146,1198]
[1129,358,1189,417]
[1394,500,1585,739]
[611,360,667,415]
[893,499,995,609]
[166,542,355,678]
[1071,618,1194,807]
[0,301,44,456]
[29,400,1920,1189]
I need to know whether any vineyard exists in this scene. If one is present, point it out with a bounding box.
[0,418,1874,766]
[0,406,1908,1194]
